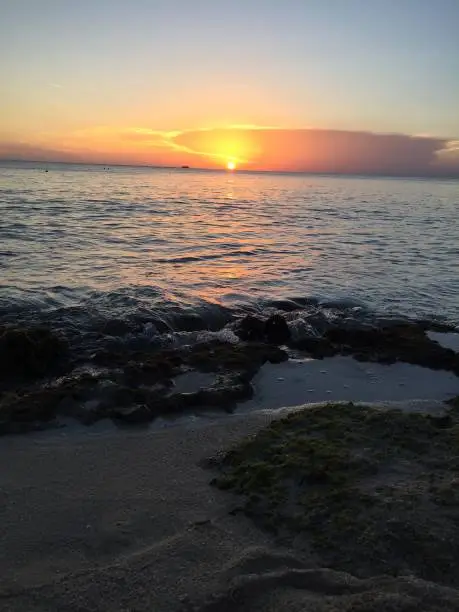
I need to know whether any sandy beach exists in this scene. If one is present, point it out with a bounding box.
[1,409,307,611]
[2,406,459,612]
[2,337,459,610]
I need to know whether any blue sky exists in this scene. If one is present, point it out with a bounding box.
[1,0,458,171]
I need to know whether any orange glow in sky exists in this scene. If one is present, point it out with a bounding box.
[1,2,458,177]
[0,124,456,177]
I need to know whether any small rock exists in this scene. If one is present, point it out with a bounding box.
[112,404,152,424]
[234,315,265,341]
[428,414,453,429]
[57,396,102,425]
[0,325,68,381]
[265,314,291,344]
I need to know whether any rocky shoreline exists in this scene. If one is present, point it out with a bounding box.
[1,313,458,436]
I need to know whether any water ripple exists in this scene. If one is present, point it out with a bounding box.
[0,163,458,327]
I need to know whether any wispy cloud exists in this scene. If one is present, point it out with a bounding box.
[1,126,458,177]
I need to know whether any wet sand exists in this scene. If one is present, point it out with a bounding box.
[1,350,459,610]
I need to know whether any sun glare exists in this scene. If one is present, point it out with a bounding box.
[227,161,236,170]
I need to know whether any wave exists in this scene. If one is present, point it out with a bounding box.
[2,283,449,360]
[154,249,262,264]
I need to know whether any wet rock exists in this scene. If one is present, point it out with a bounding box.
[101,319,133,337]
[95,349,183,383]
[326,324,459,373]
[290,337,336,358]
[0,389,59,431]
[0,325,68,382]
[187,342,287,373]
[195,377,254,409]
[234,315,265,341]
[0,373,103,435]
[287,317,318,342]
[427,414,453,429]
[0,339,288,435]
[143,373,254,418]
[289,322,459,373]
[58,396,103,425]
[265,314,290,344]
[234,314,291,345]
[112,404,152,424]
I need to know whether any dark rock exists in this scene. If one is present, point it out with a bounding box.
[101,319,133,336]
[58,396,103,425]
[289,322,459,374]
[112,404,152,424]
[264,345,289,364]
[290,337,336,358]
[0,374,102,434]
[195,378,254,408]
[187,342,288,373]
[0,325,68,382]
[122,354,183,385]
[0,339,289,435]
[142,373,254,418]
[427,414,453,429]
[234,314,291,345]
[234,315,265,341]
[0,389,59,426]
[265,314,290,345]
[325,324,459,373]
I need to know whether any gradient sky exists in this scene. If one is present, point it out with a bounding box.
[1,0,458,174]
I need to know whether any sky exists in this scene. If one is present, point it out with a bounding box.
[1,0,458,175]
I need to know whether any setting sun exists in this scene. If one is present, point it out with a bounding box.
[227,161,236,171]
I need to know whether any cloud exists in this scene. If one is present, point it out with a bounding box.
[0,141,82,163]
[172,128,459,176]
[1,127,458,177]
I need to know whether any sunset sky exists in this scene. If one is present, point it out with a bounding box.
[1,0,458,175]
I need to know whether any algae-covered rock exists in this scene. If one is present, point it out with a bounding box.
[212,401,459,587]
[290,322,459,374]
[0,374,100,434]
[325,324,459,372]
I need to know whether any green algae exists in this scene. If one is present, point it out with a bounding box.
[212,401,459,586]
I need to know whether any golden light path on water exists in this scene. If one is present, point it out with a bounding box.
[1,162,458,325]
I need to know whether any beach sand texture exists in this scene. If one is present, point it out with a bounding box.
[2,402,459,611]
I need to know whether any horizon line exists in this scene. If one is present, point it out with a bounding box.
[1,158,459,181]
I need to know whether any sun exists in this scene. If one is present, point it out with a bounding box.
[226,160,236,171]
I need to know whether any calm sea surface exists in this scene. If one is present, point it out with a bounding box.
[1,161,458,332]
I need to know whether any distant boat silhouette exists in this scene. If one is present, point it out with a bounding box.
[181,165,190,169]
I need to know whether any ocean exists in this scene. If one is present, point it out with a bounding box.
[1,160,458,343]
